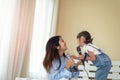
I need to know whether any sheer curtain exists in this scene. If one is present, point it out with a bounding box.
[0,0,58,79]
[8,0,36,80]
[0,0,17,80]
[0,0,36,80]
[28,0,59,79]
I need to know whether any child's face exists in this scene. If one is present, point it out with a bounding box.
[77,36,86,47]
[58,37,67,52]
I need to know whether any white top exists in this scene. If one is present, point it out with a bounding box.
[82,43,101,55]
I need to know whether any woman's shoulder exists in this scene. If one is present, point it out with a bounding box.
[50,56,67,71]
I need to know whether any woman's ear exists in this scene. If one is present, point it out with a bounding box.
[57,46,60,49]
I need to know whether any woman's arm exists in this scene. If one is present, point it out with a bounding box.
[48,58,75,80]
[48,67,72,80]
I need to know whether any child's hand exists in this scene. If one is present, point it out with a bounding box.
[65,57,75,70]
[78,55,84,60]
[70,55,79,59]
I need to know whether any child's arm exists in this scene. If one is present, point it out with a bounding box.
[70,55,79,59]
[78,51,96,61]
[85,50,96,61]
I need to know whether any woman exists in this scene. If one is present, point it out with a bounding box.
[43,36,80,80]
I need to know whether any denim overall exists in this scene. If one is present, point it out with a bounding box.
[85,45,112,80]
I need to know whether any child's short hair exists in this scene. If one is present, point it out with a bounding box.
[77,31,93,44]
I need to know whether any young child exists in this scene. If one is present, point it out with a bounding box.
[77,31,112,80]
[43,36,80,80]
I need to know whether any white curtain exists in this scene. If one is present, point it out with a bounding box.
[0,0,17,80]
[0,0,36,80]
[28,0,59,79]
[0,0,58,80]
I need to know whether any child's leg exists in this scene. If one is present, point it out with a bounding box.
[95,61,111,80]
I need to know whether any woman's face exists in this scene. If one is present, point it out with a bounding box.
[58,37,67,52]
[77,36,86,47]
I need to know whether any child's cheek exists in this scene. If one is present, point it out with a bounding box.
[77,39,80,44]
[77,41,81,46]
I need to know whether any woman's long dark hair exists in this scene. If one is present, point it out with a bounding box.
[43,36,65,73]
[77,31,93,44]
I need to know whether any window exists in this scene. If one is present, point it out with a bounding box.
[28,0,59,79]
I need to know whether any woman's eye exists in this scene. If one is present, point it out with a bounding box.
[61,39,63,42]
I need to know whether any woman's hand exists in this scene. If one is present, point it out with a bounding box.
[76,60,81,67]
[72,60,81,72]
[70,55,82,66]
[65,57,75,70]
